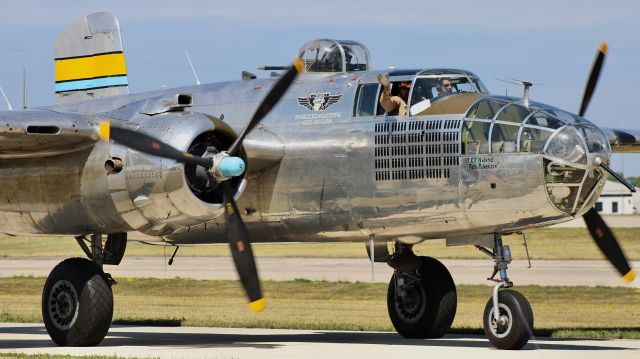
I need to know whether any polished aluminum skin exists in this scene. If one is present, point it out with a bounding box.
[0,40,631,246]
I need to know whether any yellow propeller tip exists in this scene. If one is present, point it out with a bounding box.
[99,120,110,140]
[293,58,304,73]
[598,42,608,55]
[622,269,636,283]
[248,298,266,312]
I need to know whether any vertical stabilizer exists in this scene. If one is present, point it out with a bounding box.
[55,12,129,103]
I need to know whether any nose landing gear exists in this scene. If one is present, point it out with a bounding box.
[478,234,534,350]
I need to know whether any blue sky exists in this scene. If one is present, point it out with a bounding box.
[1,1,639,174]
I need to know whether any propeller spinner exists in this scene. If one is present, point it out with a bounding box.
[100,58,304,311]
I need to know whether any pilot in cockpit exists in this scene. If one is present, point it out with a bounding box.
[438,78,454,96]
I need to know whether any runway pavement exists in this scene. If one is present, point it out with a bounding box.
[1,257,638,287]
[1,323,639,359]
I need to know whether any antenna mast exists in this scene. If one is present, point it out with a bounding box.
[184,49,201,85]
[23,67,28,109]
[495,77,535,107]
[0,86,13,110]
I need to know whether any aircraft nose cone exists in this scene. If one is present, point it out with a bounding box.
[542,124,609,216]
[545,126,588,165]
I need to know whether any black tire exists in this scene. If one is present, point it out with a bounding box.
[42,258,113,346]
[387,256,457,338]
[483,289,534,350]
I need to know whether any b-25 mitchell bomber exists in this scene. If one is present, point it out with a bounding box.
[1,12,637,350]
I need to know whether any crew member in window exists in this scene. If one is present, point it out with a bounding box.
[377,73,410,116]
[438,78,454,96]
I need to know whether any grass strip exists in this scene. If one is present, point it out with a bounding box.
[0,355,144,359]
[1,228,638,260]
[1,276,638,339]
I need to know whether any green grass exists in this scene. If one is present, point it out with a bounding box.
[1,276,638,339]
[1,228,639,260]
[0,355,143,359]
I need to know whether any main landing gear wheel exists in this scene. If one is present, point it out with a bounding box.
[483,289,534,350]
[387,256,457,338]
[42,258,113,346]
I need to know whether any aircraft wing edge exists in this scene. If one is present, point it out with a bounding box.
[0,110,100,159]
[602,127,640,153]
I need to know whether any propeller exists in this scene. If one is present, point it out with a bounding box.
[578,42,635,282]
[579,42,607,117]
[100,58,305,310]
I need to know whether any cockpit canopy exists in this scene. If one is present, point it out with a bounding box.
[297,39,371,73]
[411,69,489,101]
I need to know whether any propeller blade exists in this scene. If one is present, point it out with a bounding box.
[583,208,636,282]
[221,181,265,312]
[579,42,607,117]
[228,58,304,156]
[100,121,213,168]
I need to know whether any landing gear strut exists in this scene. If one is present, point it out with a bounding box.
[42,233,125,346]
[386,243,457,338]
[478,234,534,350]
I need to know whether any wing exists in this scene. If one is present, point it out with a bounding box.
[321,94,342,110]
[0,110,100,159]
[602,127,640,153]
[297,97,313,110]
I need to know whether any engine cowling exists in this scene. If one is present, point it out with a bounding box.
[105,112,245,236]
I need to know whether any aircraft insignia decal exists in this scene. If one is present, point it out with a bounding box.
[297,92,343,111]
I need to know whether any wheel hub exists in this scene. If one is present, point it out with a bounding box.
[489,303,513,338]
[394,276,427,323]
[48,280,79,331]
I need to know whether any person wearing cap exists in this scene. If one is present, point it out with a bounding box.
[377,73,410,116]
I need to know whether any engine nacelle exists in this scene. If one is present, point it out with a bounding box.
[105,111,245,236]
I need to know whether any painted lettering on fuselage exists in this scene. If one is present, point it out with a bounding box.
[466,156,497,170]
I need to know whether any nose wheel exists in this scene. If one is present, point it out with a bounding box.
[483,289,534,350]
[477,233,534,350]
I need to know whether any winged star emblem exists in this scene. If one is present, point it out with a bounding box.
[297,92,343,111]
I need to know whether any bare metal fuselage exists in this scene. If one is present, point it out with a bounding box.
[0,70,600,245]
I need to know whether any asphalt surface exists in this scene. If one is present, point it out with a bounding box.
[1,323,639,359]
[1,257,638,287]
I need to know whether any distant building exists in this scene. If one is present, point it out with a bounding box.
[595,180,638,214]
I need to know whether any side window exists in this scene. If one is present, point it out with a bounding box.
[526,111,564,129]
[378,81,412,116]
[520,127,554,152]
[353,83,379,117]
[461,120,490,154]
[491,124,519,153]
[466,99,506,120]
[496,104,531,123]
[376,85,386,115]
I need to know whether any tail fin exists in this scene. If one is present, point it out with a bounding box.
[54,12,129,103]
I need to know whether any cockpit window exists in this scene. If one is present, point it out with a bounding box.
[525,111,564,129]
[353,83,379,117]
[297,39,371,73]
[466,99,508,119]
[496,104,531,123]
[410,76,486,103]
[544,109,584,124]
